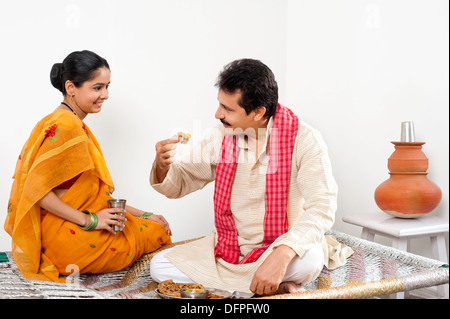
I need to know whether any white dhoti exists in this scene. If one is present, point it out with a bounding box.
[150,242,324,293]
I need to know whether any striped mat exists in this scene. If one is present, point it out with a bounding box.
[0,230,447,299]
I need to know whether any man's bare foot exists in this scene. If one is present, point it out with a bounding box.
[276,281,305,295]
[256,281,305,296]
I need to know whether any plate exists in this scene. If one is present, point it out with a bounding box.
[205,288,233,299]
[155,288,184,299]
[155,288,232,299]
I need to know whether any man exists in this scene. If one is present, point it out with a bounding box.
[150,59,352,296]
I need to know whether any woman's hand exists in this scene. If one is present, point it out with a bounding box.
[146,214,172,236]
[124,205,172,236]
[94,208,127,234]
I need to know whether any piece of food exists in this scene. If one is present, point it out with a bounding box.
[177,132,191,144]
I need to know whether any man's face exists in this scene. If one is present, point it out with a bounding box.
[215,89,256,135]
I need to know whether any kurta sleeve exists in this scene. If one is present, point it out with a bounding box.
[150,126,223,198]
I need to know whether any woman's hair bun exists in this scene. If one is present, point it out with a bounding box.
[50,51,109,95]
[50,63,64,92]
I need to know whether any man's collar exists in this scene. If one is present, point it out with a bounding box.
[237,116,274,150]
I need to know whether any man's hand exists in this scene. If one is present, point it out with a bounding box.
[154,135,181,183]
[249,245,297,295]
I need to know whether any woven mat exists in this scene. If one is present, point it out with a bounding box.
[1,230,448,299]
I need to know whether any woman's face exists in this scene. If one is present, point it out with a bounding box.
[71,67,111,115]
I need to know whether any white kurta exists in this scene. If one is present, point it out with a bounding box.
[150,118,353,293]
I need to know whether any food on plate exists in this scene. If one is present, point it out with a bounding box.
[157,279,224,298]
[158,280,204,298]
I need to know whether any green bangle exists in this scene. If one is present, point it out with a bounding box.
[141,212,153,219]
[80,210,98,231]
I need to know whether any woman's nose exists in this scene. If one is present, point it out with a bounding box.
[101,88,109,100]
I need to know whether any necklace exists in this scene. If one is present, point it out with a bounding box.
[61,102,77,115]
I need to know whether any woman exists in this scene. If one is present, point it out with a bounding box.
[5,50,172,282]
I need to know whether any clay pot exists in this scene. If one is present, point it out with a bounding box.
[387,142,428,172]
[375,141,442,218]
[374,172,442,218]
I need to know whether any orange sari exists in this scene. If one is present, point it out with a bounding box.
[5,110,171,282]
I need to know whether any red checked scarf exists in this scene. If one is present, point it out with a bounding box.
[214,104,299,264]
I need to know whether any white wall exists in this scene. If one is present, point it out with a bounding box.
[285,0,449,258]
[0,0,288,248]
[1,0,448,260]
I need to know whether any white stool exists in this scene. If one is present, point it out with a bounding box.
[342,213,449,299]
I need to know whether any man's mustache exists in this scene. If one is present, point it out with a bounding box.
[220,118,231,126]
